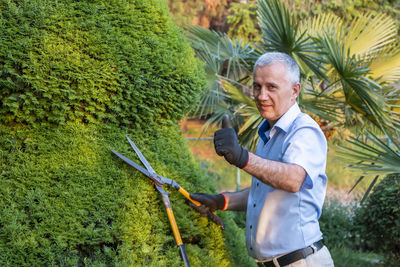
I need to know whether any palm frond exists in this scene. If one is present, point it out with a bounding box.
[185,25,224,54]
[345,12,398,57]
[185,25,254,79]
[348,175,365,193]
[185,26,254,117]
[338,130,400,174]
[199,102,238,138]
[190,43,225,117]
[238,116,263,151]
[257,0,327,80]
[316,32,391,127]
[218,79,255,107]
[333,12,400,85]
[368,49,400,84]
[360,175,380,204]
[299,12,343,42]
[219,38,254,79]
[299,90,345,122]
[194,86,225,117]
[299,11,400,86]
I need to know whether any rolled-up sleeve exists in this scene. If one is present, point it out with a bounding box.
[281,126,327,189]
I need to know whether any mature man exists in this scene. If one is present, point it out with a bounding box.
[191,52,334,266]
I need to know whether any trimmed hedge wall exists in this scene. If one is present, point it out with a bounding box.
[0,0,254,266]
[0,0,204,127]
[0,123,254,266]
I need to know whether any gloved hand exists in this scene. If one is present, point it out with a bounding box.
[188,193,226,229]
[190,193,225,212]
[214,115,249,169]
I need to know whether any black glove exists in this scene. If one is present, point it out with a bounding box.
[188,193,225,229]
[214,127,249,169]
[190,193,225,212]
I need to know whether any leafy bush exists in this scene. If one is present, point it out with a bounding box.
[354,173,400,262]
[319,200,356,249]
[0,0,205,128]
[0,0,253,265]
[319,200,386,266]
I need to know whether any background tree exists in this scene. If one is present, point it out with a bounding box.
[282,0,400,35]
[227,0,262,43]
[166,0,233,31]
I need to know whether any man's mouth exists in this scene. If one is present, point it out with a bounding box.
[259,103,273,110]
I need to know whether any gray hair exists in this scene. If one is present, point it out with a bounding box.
[254,52,300,84]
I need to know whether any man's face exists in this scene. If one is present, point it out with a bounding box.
[253,62,300,125]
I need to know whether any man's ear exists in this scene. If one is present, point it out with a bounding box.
[291,83,301,100]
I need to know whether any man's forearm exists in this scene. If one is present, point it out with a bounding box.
[243,152,306,193]
[223,188,250,211]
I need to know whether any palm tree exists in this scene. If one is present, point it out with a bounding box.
[186,0,400,145]
[185,0,400,191]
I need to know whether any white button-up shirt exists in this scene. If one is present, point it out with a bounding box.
[246,102,328,259]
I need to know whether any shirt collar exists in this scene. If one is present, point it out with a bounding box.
[257,102,301,141]
[274,102,301,133]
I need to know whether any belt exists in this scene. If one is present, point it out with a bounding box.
[257,240,324,267]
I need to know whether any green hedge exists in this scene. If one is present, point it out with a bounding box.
[0,0,204,127]
[0,0,254,266]
[0,123,254,266]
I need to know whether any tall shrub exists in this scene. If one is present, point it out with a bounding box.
[0,0,253,266]
[354,173,400,262]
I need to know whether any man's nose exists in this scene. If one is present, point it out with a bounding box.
[257,88,269,100]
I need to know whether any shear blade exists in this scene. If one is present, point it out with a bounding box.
[126,136,157,175]
[111,149,151,178]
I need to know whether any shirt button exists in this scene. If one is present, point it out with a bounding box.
[253,203,256,207]
[256,182,259,187]
[250,247,253,250]
[250,225,252,229]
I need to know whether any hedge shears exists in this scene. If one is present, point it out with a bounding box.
[111,136,224,267]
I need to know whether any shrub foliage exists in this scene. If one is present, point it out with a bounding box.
[355,173,400,261]
[0,0,205,127]
[0,123,251,266]
[319,200,355,249]
[0,0,253,266]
